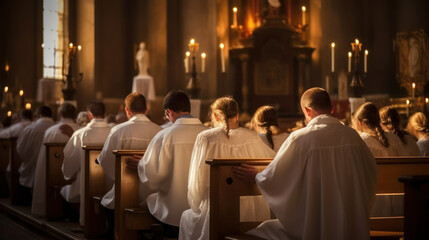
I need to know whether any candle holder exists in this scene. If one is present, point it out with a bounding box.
[349,40,364,98]
[185,40,201,99]
[62,44,83,101]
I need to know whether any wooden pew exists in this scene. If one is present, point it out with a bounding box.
[0,138,11,197]
[82,145,107,238]
[45,142,72,221]
[0,137,22,203]
[113,150,155,240]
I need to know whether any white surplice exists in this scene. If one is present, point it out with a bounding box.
[248,115,377,240]
[359,131,406,156]
[138,117,207,227]
[60,118,111,225]
[17,117,55,187]
[259,132,289,152]
[31,118,81,216]
[98,114,161,209]
[0,120,32,139]
[179,127,276,240]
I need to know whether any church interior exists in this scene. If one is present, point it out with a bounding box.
[1,0,429,239]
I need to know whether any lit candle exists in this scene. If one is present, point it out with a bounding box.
[201,52,206,73]
[220,43,225,73]
[77,45,82,51]
[331,42,335,72]
[5,63,9,72]
[348,52,352,72]
[364,50,368,73]
[19,90,24,96]
[412,82,416,98]
[355,39,359,44]
[41,43,45,48]
[4,86,8,93]
[301,6,306,26]
[69,43,73,49]
[7,111,11,117]
[233,7,238,28]
[77,45,82,73]
[406,99,410,117]
[25,103,31,110]
[184,51,190,73]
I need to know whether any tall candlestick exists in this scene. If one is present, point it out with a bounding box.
[77,45,82,73]
[348,52,352,72]
[301,6,306,25]
[220,43,225,73]
[201,52,206,73]
[233,7,238,28]
[406,99,410,117]
[364,50,368,73]
[331,42,335,72]
[412,82,416,98]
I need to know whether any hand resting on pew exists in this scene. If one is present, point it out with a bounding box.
[126,154,143,170]
[232,163,260,183]
[59,124,75,137]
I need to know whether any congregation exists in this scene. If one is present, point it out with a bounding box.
[1,87,429,240]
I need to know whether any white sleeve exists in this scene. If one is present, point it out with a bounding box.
[98,131,118,180]
[62,133,82,179]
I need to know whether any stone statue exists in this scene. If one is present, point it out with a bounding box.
[408,37,420,78]
[136,42,149,76]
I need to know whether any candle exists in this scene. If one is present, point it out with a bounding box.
[4,86,8,93]
[355,39,359,44]
[331,43,335,72]
[25,103,31,110]
[201,52,206,73]
[19,90,24,96]
[220,43,225,73]
[7,111,11,117]
[325,75,330,93]
[184,51,190,73]
[364,50,368,73]
[301,6,306,25]
[406,99,410,117]
[412,82,416,98]
[233,7,238,28]
[348,52,352,72]
[77,45,82,73]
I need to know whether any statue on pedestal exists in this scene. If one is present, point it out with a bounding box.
[135,42,149,76]
[133,42,155,101]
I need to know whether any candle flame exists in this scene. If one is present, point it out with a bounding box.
[365,50,369,55]
[4,86,8,93]
[19,90,24,96]
[201,52,206,58]
[69,43,73,48]
[348,52,352,57]
[302,6,306,12]
[220,43,224,49]
[5,63,9,72]
[406,99,410,105]
[412,82,416,89]
[190,39,195,45]
[233,7,237,13]
[77,45,82,51]
[331,42,335,48]
[186,51,190,57]
[355,39,359,44]
[7,111,12,117]
[426,98,429,103]
[25,103,31,109]
[41,43,45,48]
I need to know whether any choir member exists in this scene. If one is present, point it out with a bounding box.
[0,109,33,138]
[406,112,429,156]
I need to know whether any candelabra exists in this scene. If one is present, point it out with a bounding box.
[62,43,83,101]
[349,39,364,98]
[185,39,201,99]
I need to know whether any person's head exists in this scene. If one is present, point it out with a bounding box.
[87,101,106,119]
[210,96,239,137]
[58,103,77,120]
[139,42,145,49]
[379,106,405,143]
[105,114,116,124]
[406,112,429,140]
[300,87,332,123]
[115,112,127,124]
[124,92,147,118]
[163,90,191,123]
[76,111,89,126]
[20,109,33,121]
[250,105,281,149]
[36,105,52,118]
[352,102,389,148]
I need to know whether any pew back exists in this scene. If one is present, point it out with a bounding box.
[0,138,21,202]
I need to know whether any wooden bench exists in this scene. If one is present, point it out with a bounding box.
[45,142,72,221]
[113,150,155,240]
[82,145,107,238]
[0,138,12,197]
[0,137,22,203]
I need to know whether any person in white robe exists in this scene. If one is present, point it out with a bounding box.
[179,97,276,240]
[31,103,81,216]
[17,106,54,191]
[379,106,421,156]
[233,87,377,240]
[406,112,429,156]
[0,109,33,139]
[352,102,405,157]
[250,105,289,152]
[122,90,207,237]
[60,101,111,226]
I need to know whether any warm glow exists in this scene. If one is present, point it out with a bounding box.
[19,90,24,96]
[233,7,237,13]
[41,43,45,48]
[7,111,12,117]
[201,52,206,58]
[25,103,31,109]
[186,51,190,57]
[426,98,429,103]
[190,39,195,45]
[5,63,9,72]
[4,86,8,93]
[412,82,416,89]
[77,45,82,51]
[365,50,369,55]
[348,52,352,57]
[331,42,335,48]
[406,99,410,105]
[355,39,359,44]
[69,43,73,48]
[302,6,306,12]
[220,43,224,49]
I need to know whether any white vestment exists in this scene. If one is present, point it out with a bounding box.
[248,115,377,240]
[60,118,111,225]
[417,137,429,156]
[179,127,276,240]
[17,117,55,187]
[98,114,161,209]
[359,131,406,156]
[31,118,81,216]
[259,132,289,152]
[138,117,207,226]
[0,120,32,138]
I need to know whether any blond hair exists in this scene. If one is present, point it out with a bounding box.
[406,112,429,139]
[250,105,281,149]
[353,102,389,148]
[211,97,238,137]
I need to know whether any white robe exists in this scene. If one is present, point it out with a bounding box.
[0,120,32,138]
[98,114,161,209]
[60,118,111,225]
[248,115,377,240]
[359,131,406,156]
[179,127,276,240]
[31,118,81,216]
[138,117,207,226]
[17,117,55,187]
[259,132,289,152]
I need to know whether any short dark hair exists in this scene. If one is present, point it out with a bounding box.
[163,90,191,113]
[87,101,106,118]
[58,103,77,119]
[300,87,332,113]
[20,109,33,121]
[125,92,147,113]
[36,105,52,118]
